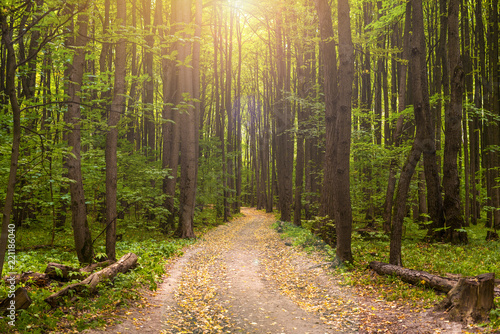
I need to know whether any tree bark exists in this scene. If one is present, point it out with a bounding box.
[333,0,354,263]
[176,0,197,239]
[316,0,337,224]
[105,0,127,261]
[0,288,31,314]
[65,4,93,264]
[437,273,495,324]
[0,12,22,276]
[44,253,138,308]
[443,0,468,244]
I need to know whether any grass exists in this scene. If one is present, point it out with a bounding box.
[274,217,500,331]
[0,207,224,333]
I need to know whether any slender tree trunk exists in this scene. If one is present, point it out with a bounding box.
[383,8,410,234]
[0,13,22,275]
[315,0,337,224]
[443,0,468,244]
[176,0,196,239]
[105,0,127,260]
[65,5,93,263]
[335,0,354,263]
[274,4,293,222]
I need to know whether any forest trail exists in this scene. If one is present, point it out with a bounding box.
[84,208,479,333]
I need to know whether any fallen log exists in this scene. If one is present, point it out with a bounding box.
[45,263,84,281]
[368,261,500,296]
[3,271,50,287]
[44,253,138,308]
[80,259,115,273]
[45,259,115,281]
[0,287,31,314]
[436,273,495,324]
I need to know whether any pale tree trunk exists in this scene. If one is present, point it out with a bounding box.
[176,0,197,238]
[105,0,127,260]
[335,0,354,263]
[443,0,468,244]
[65,5,93,263]
[0,13,22,275]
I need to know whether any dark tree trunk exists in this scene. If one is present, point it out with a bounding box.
[105,0,127,261]
[65,5,93,264]
[0,13,23,276]
[335,0,354,263]
[274,4,293,222]
[443,0,468,244]
[315,0,337,224]
[176,0,197,239]
[425,0,447,241]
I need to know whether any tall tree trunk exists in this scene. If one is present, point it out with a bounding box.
[0,12,23,275]
[274,4,293,222]
[105,0,127,260]
[65,5,93,263]
[176,0,197,239]
[335,0,354,263]
[225,7,234,217]
[315,0,337,225]
[390,1,425,266]
[422,2,449,240]
[443,0,468,244]
[143,0,155,157]
[383,12,410,234]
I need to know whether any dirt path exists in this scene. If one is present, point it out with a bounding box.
[85,208,484,333]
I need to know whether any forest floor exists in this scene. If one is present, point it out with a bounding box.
[83,208,487,334]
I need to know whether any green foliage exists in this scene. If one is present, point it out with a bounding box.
[273,220,335,258]
[0,232,193,333]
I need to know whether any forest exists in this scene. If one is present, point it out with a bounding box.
[0,0,500,332]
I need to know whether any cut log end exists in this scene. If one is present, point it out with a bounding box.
[437,273,495,324]
[0,288,32,314]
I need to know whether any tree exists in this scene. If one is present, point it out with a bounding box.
[64,3,93,263]
[105,0,127,260]
[315,0,337,226]
[175,0,197,239]
[334,0,354,263]
[0,10,22,275]
[442,0,468,244]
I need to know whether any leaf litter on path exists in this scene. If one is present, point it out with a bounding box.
[87,208,489,333]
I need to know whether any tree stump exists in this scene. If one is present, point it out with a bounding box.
[0,287,32,314]
[436,273,495,324]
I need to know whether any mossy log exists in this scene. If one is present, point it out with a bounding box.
[44,253,137,307]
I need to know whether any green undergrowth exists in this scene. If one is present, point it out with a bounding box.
[0,207,223,333]
[274,219,500,331]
